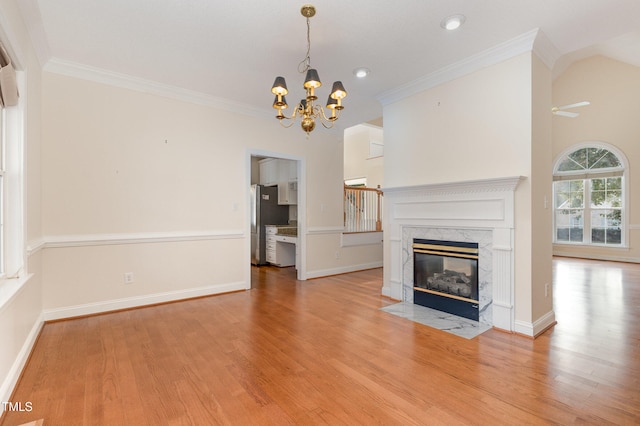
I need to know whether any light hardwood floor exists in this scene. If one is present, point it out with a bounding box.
[2,257,639,425]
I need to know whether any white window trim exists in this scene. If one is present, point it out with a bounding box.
[552,141,629,248]
[1,70,26,279]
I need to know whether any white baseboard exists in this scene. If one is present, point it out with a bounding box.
[0,313,44,408]
[514,320,534,337]
[553,251,640,264]
[305,261,383,280]
[514,310,556,337]
[492,302,514,332]
[382,279,402,300]
[42,281,247,321]
[532,310,557,336]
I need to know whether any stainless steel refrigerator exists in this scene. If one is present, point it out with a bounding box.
[250,184,290,265]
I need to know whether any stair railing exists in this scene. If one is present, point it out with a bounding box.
[344,185,383,233]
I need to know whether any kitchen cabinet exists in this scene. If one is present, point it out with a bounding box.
[259,158,279,186]
[265,225,278,264]
[274,239,295,267]
[278,159,297,205]
[278,180,298,205]
[277,159,293,183]
[260,158,298,204]
[259,158,297,187]
[265,225,295,267]
[285,159,297,182]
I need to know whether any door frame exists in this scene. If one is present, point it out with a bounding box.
[246,149,306,286]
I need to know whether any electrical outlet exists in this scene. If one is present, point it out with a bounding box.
[124,272,135,284]
[545,283,549,297]
[335,251,340,260]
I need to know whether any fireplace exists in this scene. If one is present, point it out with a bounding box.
[413,238,479,321]
[383,177,524,332]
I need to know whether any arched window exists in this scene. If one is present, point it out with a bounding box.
[553,143,627,246]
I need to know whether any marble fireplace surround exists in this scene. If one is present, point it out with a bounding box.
[383,176,523,332]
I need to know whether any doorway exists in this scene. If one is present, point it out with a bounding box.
[248,152,303,287]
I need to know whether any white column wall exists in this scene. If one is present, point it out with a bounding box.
[382,50,555,336]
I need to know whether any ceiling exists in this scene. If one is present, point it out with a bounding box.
[16,0,640,129]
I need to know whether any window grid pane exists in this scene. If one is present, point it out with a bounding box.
[554,178,585,244]
[555,209,584,243]
[591,208,622,244]
[590,177,622,208]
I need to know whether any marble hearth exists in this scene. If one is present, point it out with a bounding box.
[382,176,523,332]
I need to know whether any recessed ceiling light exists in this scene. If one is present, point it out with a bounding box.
[441,14,466,31]
[353,67,370,78]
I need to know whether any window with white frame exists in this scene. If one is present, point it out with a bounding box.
[0,107,4,274]
[0,38,24,280]
[553,144,627,246]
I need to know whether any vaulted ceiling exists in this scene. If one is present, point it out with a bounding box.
[17,0,640,128]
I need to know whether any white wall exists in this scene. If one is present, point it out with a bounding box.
[383,55,534,188]
[343,124,384,188]
[382,52,554,333]
[39,71,377,316]
[552,55,640,262]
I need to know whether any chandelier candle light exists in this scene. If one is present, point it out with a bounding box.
[271,4,347,135]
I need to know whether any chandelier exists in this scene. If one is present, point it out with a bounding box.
[271,4,347,135]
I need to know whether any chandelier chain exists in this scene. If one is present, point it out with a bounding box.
[297,17,312,74]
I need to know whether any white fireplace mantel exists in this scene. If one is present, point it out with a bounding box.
[382,176,524,332]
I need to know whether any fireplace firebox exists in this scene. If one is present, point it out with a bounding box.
[413,238,479,321]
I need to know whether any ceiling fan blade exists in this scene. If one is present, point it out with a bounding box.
[553,110,579,118]
[557,101,590,110]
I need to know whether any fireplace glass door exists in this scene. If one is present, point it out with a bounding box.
[413,239,479,321]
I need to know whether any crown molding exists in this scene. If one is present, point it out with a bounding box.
[532,30,561,70]
[377,29,541,107]
[44,58,272,120]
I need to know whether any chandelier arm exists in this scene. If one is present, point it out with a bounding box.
[315,105,341,123]
[278,119,297,129]
[308,104,323,120]
[320,120,335,129]
[277,111,296,120]
[278,103,303,127]
[305,105,337,129]
[318,105,330,121]
[276,103,303,122]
